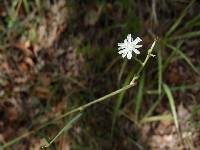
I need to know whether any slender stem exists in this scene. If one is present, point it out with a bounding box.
[44,113,82,148]
[132,55,143,65]
[1,84,135,149]
[130,40,156,84]
[1,40,157,149]
[56,84,136,120]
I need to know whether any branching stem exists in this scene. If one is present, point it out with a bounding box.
[1,40,157,149]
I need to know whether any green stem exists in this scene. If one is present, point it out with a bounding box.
[130,40,156,84]
[132,55,143,65]
[1,40,157,149]
[1,84,135,149]
[44,113,82,148]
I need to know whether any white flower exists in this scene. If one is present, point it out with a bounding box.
[118,34,142,59]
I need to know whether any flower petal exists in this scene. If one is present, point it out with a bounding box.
[132,48,140,54]
[118,50,126,54]
[127,34,132,42]
[122,53,127,58]
[118,43,125,46]
[127,51,132,59]
[135,45,142,48]
[132,37,142,45]
[118,46,125,50]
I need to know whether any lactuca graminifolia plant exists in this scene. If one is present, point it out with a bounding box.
[1,33,157,149]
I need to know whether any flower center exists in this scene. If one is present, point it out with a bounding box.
[127,43,134,51]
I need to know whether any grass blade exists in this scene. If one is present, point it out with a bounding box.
[111,71,134,133]
[143,95,163,118]
[141,114,172,124]
[169,30,200,41]
[44,136,57,150]
[165,43,199,74]
[23,0,30,14]
[135,73,145,121]
[118,60,127,84]
[174,13,200,34]
[163,83,179,129]
[44,113,82,148]
[165,0,195,37]
[162,41,183,71]
[157,44,162,96]
[147,83,200,95]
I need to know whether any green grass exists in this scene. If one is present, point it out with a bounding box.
[143,95,163,118]
[141,114,172,123]
[163,83,179,129]
[165,0,196,37]
[165,42,198,74]
[157,44,162,96]
[143,0,200,130]
[23,0,30,14]
[111,70,134,134]
[162,41,183,72]
[134,73,145,121]
[121,0,200,142]
[43,113,82,148]
[147,83,200,95]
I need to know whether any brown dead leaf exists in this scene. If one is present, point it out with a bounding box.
[32,0,68,54]
[19,62,29,73]
[15,39,33,57]
[33,86,52,99]
[7,106,19,122]
[24,57,34,67]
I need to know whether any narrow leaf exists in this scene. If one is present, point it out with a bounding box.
[165,43,199,74]
[157,45,162,95]
[111,71,134,133]
[165,0,195,37]
[141,114,172,124]
[163,83,179,129]
[135,73,145,121]
[44,113,82,148]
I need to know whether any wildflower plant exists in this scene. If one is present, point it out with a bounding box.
[1,34,156,149]
[41,35,156,148]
